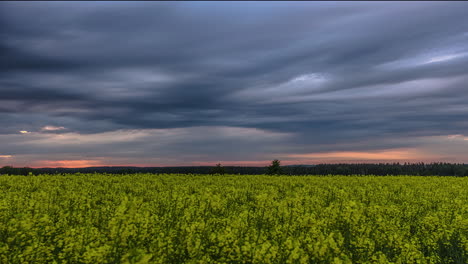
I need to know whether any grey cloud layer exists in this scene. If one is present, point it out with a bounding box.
[1,2,468,164]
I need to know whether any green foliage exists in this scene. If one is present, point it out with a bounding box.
[267,159,282,175]
[0,174,466,263]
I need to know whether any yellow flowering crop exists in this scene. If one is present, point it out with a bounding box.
[0,174,466,263]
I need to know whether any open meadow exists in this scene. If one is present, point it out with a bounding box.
[0,174,466,263]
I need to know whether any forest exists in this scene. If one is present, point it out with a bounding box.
[1,162,467,176]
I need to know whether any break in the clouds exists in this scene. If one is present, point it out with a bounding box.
[1,1,468,167]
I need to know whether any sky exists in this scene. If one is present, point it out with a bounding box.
[1,1,468,168]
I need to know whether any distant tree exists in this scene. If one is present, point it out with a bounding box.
[454,166,466,177]
[211,163,226,175]
[0,166,14,175]
[267,159,282,175]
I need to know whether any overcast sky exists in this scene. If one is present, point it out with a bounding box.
[1,1,468,167]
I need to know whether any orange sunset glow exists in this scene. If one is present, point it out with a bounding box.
[286,149,434,161]
[34,160,106,168]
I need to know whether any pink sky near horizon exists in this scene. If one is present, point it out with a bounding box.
[7,148,450,168]
[1,130,467,168]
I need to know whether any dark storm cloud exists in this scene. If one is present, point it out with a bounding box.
[2,1,468,165]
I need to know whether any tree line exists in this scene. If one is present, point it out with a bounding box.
[1,161,467,176]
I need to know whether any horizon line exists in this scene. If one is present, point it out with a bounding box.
[3,161,467,170]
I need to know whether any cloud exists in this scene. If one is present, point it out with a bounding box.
[41,126,66,131]
[1,2,468,166]
[0,127,294,166]
[447,134,468,141]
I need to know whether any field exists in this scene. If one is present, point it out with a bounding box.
[0,174,466,263]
